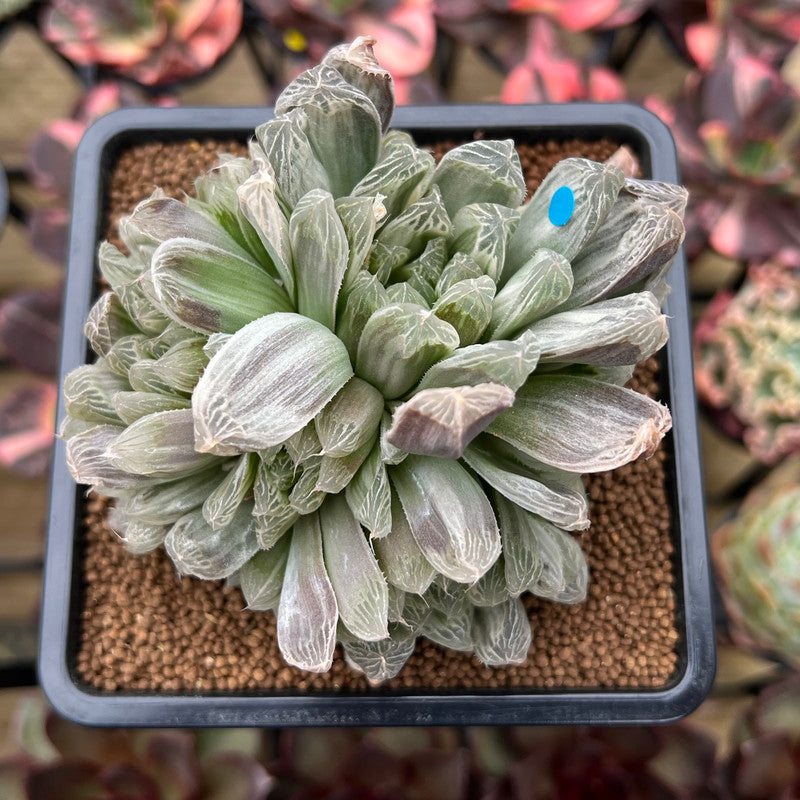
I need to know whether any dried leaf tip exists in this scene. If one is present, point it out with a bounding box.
[387,382,515,459]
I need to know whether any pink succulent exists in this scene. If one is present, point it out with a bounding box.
[502,17,625,103]
[41,0,243,87]
[506,0,649,31]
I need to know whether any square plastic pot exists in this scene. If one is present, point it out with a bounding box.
[40,103,716,727]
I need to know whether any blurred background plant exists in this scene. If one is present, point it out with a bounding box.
[0,0,799,778]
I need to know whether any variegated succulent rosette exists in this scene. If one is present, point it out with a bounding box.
[62,37,687,681]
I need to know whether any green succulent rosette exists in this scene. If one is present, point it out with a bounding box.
[61,37,687,681]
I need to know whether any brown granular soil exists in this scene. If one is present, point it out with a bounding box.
[74,135,678,693]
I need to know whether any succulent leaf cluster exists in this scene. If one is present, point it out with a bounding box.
[694,262,800,464]
[61,37,685,680]
[712,484,800,667]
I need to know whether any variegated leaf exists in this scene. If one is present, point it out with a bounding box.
[387,382,514,459]
[435,252,484,296]
[449,203,519,281]
[379,411,407,465]
[495,493,588,603]
[335,195,384,292]
[65,423,151,490]
[462,437,589,531]
[193,313,353,453]
[84,293,139,357]
[505,158,625,276]
[367,242,410,285]
[290,189,349,330]
[315,377,385,457]
[488,248,573,340]
[150,237,292,334]
[316,436,375,493]
[418,580,474,651]
[164,501,260,580]
[373,489,435,595]
[284,422,322,467]
[339,623,417,684]
[107,408,220,478]
[63,362,128,425]
[275,64,381,197]
[202,453,259,530]
[488,375,672,472]
[335,270,390,362]
[432,276,495,346]
[114,391,191,425]
[432,140,526,218]
[473,597,531,666]
[466,556,508,607]
[288,458,326,515]
[239,535,291,611]
[386,281,430,308]
[277,513,338,672]
[345,442,392,538]
[391,455,500,583]
[321,494,388,640]
[323,36,394,133]
[377,186,451,259]
[526,292,668,366]
[114,517,169,556]
[355,303,460,399]
[416,331,540,392]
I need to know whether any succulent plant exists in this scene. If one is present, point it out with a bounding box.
[712,484,800,667]
[61,36,685,680]
[0,694,273,800]
[646,39,800,265]
[694,262,800,463]
[40,0,242,87]
[501,17,625,104]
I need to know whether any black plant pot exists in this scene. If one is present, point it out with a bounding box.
[40,103,716,727]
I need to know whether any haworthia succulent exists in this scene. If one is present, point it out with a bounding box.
[432,139,526,218]
[335,195,384,292]
[432,276,495,346]
[387,382,515,459]
[495,493,588,603]
[473,597,532,666]
[335,270,390,362]
[449,203,519,282]
[488,375,672,473]
[467,557,509,607]
[417,580,474,651]
[487,248,573,340]
[376,187,451,258]
[379,411,408,466]
[315,377,385,458]
[505,158,625,276]
[289,189,349,331]
[65,424,152,491]
[164,501,260,580]
[321,494,388,641]
[391,455,500,583]
[355,303,460,399]
[462,437,589,531]
[63,362,128,425]
[373,489,435,595]
[339,623,418,684]
[150,237,292,334]
[239,535,291,611]
[345,442,392,538]
[435,252,484,296]
[107,409,220,478]
[288,458,326,515]
[113,391,191,425]
[277,513,338,672]
[416,331,540,392]
[202,453,259,530]
[526,292,668,366]
[84,293,139,358]
[193,313,353,454]
[316,436,375,494]
[125,468,223,526]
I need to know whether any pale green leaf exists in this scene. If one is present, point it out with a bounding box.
[151,237,292,334]
[473,597,531,666]
[107,408,220,478]
[467,557,508,607]
[63,361,127,425]
[379,411,407,465]
[315,377,385,457]
[449,203,519,281]
[65,423,153,490]
[193,312,353,453]
[335,195,384,292]
[239,535,291,611]
[433,275,495,346]
[321,493,388,640]
[114,391,191,425]
[290,188,349,330]
[84,292,139,357]
[316,435,375,493]
[339,623,417,684]
[418,580,473,651]
[488,375,672,472]
[355,303,460,399]
[435,252,483,296]
[391,454,500,583]
[277,513,338,672]
[288,458,326,515]
[376,186,451,259]
[202,453,259,530]
[345,442,392,538]
[335,270,390,362]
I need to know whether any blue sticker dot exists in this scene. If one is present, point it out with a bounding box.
[548,185,575,227]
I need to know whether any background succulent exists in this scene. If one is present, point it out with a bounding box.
[694,262,800,464]
[712,484,800,668]
[40,0,243,87]
[60,36,684,680]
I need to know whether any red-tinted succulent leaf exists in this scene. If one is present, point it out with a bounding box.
[28,206,70,264]
[0,380,57,477]
[199,752,274,800]
[732,732,798,800]
[139,731,200,800]
[45,710,136,765]
[0,285,62,375]
[29,120,83,197]
[98,764,161,800]
[26,760,105,800]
